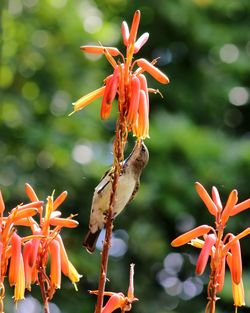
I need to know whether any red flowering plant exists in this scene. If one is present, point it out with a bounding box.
[71,10,169,313]
[171,182,250,313]
[0,185,81,313]
[72,9,169,140]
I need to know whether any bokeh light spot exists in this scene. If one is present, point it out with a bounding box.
[49,0,67,8]
[32,30,49,48]
[229,86,249,106]
[164,253,184,275]
[72,144,93,165]
[22,81,40,101]
[83,16,103,34]
[219,43,239,63]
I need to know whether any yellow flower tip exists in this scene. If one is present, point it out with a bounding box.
[68,110,75,117]
[171,225,212,247]
[227,254,245,307]
[13,255,25,302]
[73,86,106,112]
[67,261,82,284]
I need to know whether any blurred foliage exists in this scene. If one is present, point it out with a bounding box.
[1,0,250,312]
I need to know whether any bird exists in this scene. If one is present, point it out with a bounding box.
[83,140,149,253]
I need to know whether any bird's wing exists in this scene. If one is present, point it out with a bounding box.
[95,167,114,194]
[128,180,140,203]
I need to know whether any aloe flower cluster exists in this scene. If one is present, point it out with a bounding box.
[171,182,250,313]
[72,10,169,139]
[0,184,81,312]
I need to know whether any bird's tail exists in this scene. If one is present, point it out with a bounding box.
[83,229,101,253]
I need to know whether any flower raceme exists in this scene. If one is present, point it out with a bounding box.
[0,185,81,310]
[171,182,250,313]
[72,10,169,139]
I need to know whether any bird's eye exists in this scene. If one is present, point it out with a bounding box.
[141,145,145,152]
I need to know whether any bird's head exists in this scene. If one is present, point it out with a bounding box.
[126,140,149,171]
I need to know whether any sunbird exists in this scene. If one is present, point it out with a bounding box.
[83,140,149,253]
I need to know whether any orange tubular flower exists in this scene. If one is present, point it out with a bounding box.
[171,182,250,312]
[72,10,169,139]
[49,240,61,291]
[195,234,216,275]
[171,224,212,247]
[227,254,245,308]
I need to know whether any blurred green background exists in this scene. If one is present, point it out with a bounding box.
[1,0,250,312]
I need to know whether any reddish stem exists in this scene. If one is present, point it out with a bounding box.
[95,115,126,313]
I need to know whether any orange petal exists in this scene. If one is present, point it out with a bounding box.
[0,190,5,214]
[171,225,213,247]
[223,227,250,254]
[14,208,38,221]
[127,76,140,124]
[211,186,222,212]
[195,234,216,275]
[28,236,40,268]
[9,232,21,286]
[23,241,33,290]
[80,45,120,56]
[138,74,149,106]
[230,238,242,284]
[128,10,141,45]
[221,189,238,226]
[18,201,44,210]
[53,191,67,210]
[49,239,61,290]
[101,67,119,120]
[230,198,250,216]
[49,217,79,228]
[136,58,169,84]
[56,234,69,276]
[102,293,125,313]
[134,32,149,54]
[137,90,149,139]
[25,183,39,202]
[195,182,218,216]
[121,21,129,46]
[73,86,106,112]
